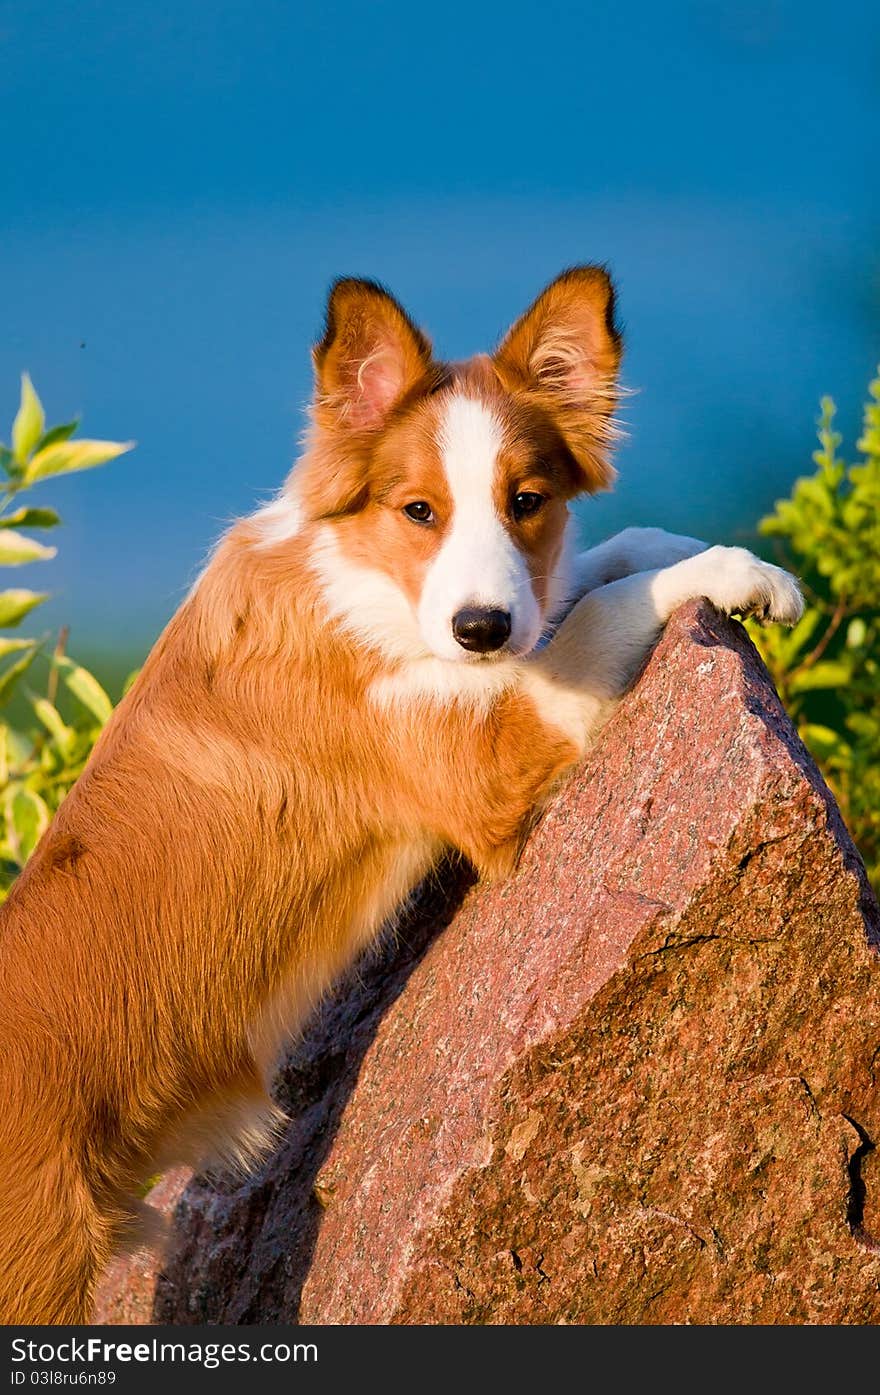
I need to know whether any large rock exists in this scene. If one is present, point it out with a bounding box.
[94,602,880,1325]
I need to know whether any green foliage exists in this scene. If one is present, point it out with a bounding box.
[748,370,880,890]
[0,376,134,898]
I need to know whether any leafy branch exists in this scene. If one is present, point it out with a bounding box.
[748,370,880,889]
[0,376,134,894]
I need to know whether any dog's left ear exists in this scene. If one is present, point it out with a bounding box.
[493,266,622,492]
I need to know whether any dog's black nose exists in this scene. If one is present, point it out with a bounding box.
[451,607,512,653]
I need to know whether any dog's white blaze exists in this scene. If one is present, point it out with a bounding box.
[417,395,542,661]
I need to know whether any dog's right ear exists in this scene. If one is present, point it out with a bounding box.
[301,280,438,519]
[312,279,437,433]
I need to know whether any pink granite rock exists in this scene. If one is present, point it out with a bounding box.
[97,603,880,1324]
[92,1169,191,1324]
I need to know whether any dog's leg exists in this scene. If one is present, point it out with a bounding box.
[527,544,803,758]
[0,1151,111,1324]
[566,526,709,598]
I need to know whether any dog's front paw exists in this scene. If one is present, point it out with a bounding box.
[685,545,803,626]
[654,545,804,626]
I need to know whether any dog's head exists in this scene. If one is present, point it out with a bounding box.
[291,269,622,664]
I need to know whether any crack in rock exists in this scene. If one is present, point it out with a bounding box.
[843,1115,880,1255]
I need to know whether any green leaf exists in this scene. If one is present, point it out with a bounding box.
[5,726,33,768]
[9,786,50,861]
[0,447,14,475]
[0,637,35,658]
[848,712,880,740]
[774,606,822,665]
[0,589,48,627]
[802,723,846,760]
[847,617,868,649]
[11,374,45,464]
[35,420,78,452]
[0,507,61,530]
[54,656,113,726]
[789,659,853,694]
[0,794,23,869]
[0,648,38,704]
[23,437,134,485]
[0,529,57,566]
[32,697,75,759]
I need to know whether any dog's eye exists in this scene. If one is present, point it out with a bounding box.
[512,491,545,522]
[403,501,435,525]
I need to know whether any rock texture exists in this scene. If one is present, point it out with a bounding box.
[95,602,880,1325]
[93,1170,192,1324]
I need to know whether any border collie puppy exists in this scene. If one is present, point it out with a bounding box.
[0,268,802,1321]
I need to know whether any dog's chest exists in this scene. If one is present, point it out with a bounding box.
[249,833,440,1078]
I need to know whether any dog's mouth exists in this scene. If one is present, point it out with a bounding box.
[450,636,540,665]
[466,649,511,664]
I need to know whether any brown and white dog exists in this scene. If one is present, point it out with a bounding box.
[0,267,801,1323]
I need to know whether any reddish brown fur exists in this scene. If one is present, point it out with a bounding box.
[494,264,622,492]
[326,402,455,607]
[0,269,620,1322]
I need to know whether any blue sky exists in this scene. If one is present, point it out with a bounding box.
[2,0,878,668]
